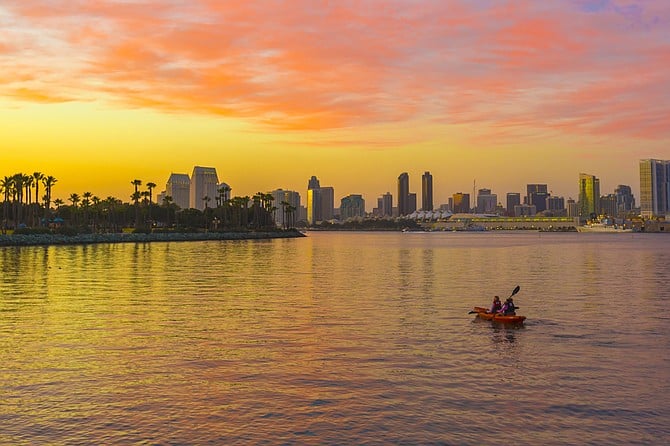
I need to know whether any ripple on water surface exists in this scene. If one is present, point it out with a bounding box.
[1,232,669,444]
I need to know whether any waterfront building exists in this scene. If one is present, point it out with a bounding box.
[476,188,497,214]
[614,185,635,216]
[272,189,301,228]
[307,176,321,224]
[421,171,433,211]
[340,194,365,220]
[526,184,549,213]
[381,192,393,217]
[514,204,536,217]
[408,193,417,214]
[566,198,578,218]
[306,176,334,224]
[320,187,335,221]
[398,172,410,216]
[600,194,618,217]
[578,173,600,220]
[506,193,521,216]
[452,192,470,213]
[546,196,565,213]
[165,173,191,209]
[190,166,219,211]
[639,159,670,218]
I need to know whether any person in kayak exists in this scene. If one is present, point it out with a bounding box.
[490,296,502,314]
[500,297,516,315]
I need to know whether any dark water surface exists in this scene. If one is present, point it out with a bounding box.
[1,232,669,445]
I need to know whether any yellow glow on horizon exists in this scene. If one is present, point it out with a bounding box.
[0,98,650,207]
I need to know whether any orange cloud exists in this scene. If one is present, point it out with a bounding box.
[1,0,669,142]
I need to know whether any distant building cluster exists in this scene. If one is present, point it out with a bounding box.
[158,159,670,227]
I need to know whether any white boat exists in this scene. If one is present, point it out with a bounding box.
[577,223,633,233]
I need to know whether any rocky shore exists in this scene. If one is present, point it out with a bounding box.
[0,230,305,247]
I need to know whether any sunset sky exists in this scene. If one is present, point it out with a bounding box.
[1,0,669,209]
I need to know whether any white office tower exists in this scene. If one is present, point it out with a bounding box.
[190,166,219,210]
[166,173,191,210]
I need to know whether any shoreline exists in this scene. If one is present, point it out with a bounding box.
[0,229,305,247]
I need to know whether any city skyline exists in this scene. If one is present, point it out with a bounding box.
[2,1,669,203]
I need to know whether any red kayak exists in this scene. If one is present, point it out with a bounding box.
[472,307,526,324]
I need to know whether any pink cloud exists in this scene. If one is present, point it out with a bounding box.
[1,0,669,141]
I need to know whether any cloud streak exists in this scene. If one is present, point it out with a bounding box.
[1,0,669,142]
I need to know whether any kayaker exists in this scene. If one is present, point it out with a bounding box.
[490,296,502,314]
[500,297,516,315]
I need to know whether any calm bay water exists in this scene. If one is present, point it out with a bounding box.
[1,231,669,445]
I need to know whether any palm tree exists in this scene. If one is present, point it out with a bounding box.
[146,182,156,224]
[69,193,80,226]
[146,182,156,204]
[162,195,174,227]
[82,191,92,228]
[0,176,12,231]
[32,172,44,226]
[131,179,142,228]
[12,173,25,226]
[42,175,57,225]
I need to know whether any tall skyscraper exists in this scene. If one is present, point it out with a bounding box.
[452,192,470,213]
[421,171,433,211]
[476,188,497,214]
[376,192,393,217]
[397,172,410,216]
[307,175,320,190]
[506,192,521,216]
[639,159,670,218]
[165,173,190,210]
[190,166,219,210]
[320,186,335,221]
[614,185,635,216]
[600,194,617,217]
[307,176,321,224]
[546,196,565,213]
[340,194,365,220]
[408,193,417,214]
[578,173,600,219]
[306,176,334,224]
[526,184,548,213]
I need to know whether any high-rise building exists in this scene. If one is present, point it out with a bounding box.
[614,185,635,216]
[307,176,321,224]
[376,192,393,217]
[600,194,617,217]
[320,186,334,221]
[307,175,320,190]
[272,189,301,228]
[476,188,497,214]
[578,173,600,219]
[566,198,578,218]
[190,166,219,210]
[506,193,521,216]
[546,196,565,213]
[452,192,470,213]
[639,159,670,218]
[526,184,549,213]
[397,172,410,216]
[165,173,190,210]
[306,176,333,224]
[421,171,433,211]
[408,193,417,214]
[340,194,365,220]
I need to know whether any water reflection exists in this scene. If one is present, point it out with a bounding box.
[1,233,669,445]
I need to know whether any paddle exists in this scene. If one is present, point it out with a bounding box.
[469,285,520,314]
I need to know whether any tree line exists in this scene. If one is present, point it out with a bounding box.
[1,173,297,234]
